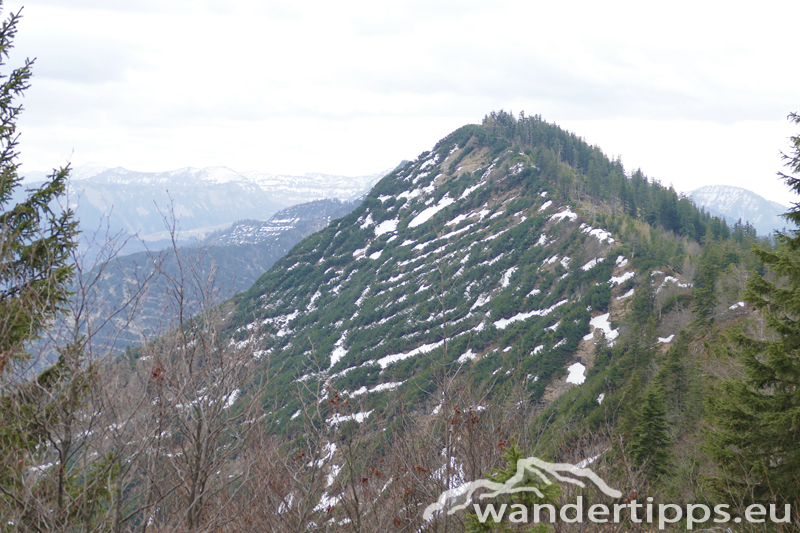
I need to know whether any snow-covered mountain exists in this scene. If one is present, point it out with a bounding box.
[687,184,792,236]
[19,164,392,254]
[203,199,358,247]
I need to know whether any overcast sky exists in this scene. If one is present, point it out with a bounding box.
[4,0,799,204]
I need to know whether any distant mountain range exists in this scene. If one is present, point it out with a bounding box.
[203,199,358,247]
[687,184,793,236]
[40,198,361,362]
[19,164,391,255]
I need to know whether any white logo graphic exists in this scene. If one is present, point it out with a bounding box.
[423,456,621,521]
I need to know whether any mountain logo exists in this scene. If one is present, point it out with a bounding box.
[422,455,622,521]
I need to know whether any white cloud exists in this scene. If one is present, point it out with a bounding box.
[3,0,799,204]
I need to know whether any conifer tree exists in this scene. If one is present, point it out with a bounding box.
[0,6,77,373]
[693,237,721,325]
[627,384,672,478]
[704,112,800,513]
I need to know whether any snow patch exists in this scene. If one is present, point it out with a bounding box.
[581,257,604,271]
[470,293,491,311]
[375,219,399,236]
[457,349,477,364]
[347,381,405,397]
[566,363,586,385]
[329,332,348,369]
[360,213,374,229]
[375,340,444,369]
[409,195,455,228]
[549,208,578,222]
[446,213,469,227]
[583,313,620,345]
[328,410,373,426]
[493,299,568,330]
[580,223,615,243]
[616,288,635,300]
[609,271,634,287]
[500,266,518,288]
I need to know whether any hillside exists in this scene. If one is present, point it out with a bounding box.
[202,113,751,527]
[688,184,791,236]
[10,112,791,532]
[230,115,722,419]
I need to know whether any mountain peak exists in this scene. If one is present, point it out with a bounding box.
[687,184,791,235]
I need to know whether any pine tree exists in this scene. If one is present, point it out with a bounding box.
[704,111,800,513]
[0,6,77,372]
[693,237,721,325]
[627,384,672,478]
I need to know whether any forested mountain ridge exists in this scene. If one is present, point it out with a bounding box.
[147,112,772,528]
[9,110,793,532]
[227,112,733,419]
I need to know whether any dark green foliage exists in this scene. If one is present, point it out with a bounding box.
[465,441,559,533]
[704,113,800,513]
[482,111,725,241]
[692,238,722,325]
[780,111,800,236]
[627,384,672,478]
[220,110,757,514]
[0,9,77,371]
[629,276,654,326]
[656,333,701,434]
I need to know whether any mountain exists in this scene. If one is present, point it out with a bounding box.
[41,198,361,363]
[229,117,704,421]
[161,113,745,528]
[19,112,772,531]
[687,184,791,236]
[203,199,358,247]
[18,164,391,255]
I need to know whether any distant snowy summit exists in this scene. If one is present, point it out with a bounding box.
[687,185,792,236]
[18,163,394,254]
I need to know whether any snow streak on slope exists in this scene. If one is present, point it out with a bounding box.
[230,138,639,439]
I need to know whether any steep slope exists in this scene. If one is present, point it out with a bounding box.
[41,113,757,532]
[688,184,791,236]
[229,121,693,429]
[179,116,734,529]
